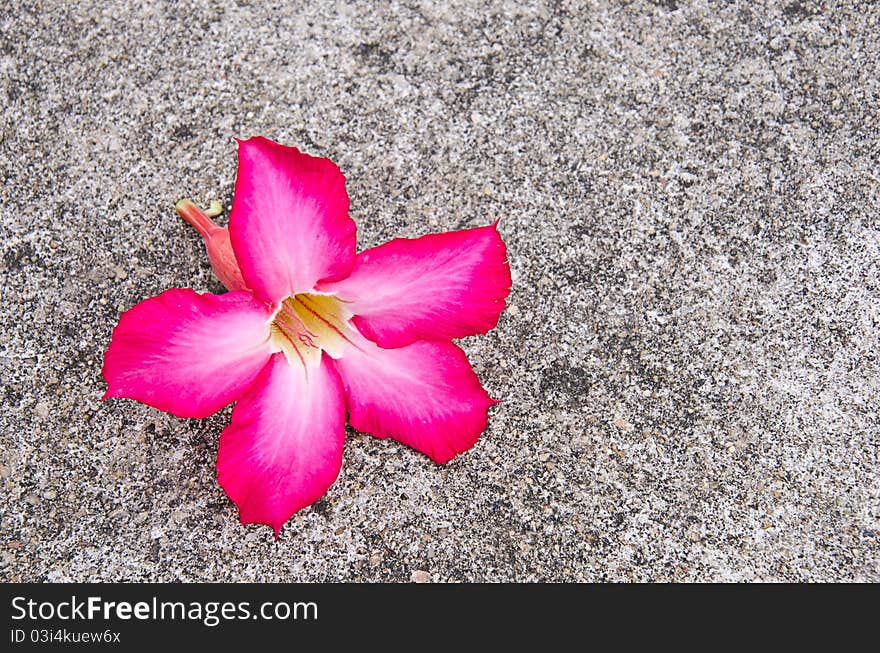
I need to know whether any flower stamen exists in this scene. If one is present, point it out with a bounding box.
[270,293,355,368]
[292,296,359,351]
[270,322,311,372]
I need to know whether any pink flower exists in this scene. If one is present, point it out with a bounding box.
[102,137,512,536]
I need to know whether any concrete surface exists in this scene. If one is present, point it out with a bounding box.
[1,0,878,582]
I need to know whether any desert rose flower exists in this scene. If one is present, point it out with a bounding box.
[103,137,511,536]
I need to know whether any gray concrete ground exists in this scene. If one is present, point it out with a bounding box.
[1,0,878,581]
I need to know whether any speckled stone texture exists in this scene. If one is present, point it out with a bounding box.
[1,0,878,582]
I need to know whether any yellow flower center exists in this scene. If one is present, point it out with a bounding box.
[270,294,352,369]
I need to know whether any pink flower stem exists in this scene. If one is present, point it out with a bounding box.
[175,199,247,291]
[176,199,221,237]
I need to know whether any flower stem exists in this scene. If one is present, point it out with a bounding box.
[176,199,221,237]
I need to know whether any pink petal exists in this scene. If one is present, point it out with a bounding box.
[216,352,346,536]
[332,330,497,464]
[102,289,275,418]
[228,136,356,302]
[318,223,511,348]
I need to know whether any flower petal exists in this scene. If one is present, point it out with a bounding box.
[332,330,496,464]
[102,289,275,418]
[318,223,511,348]
[216,352,346,536]
[228,136,356,302]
